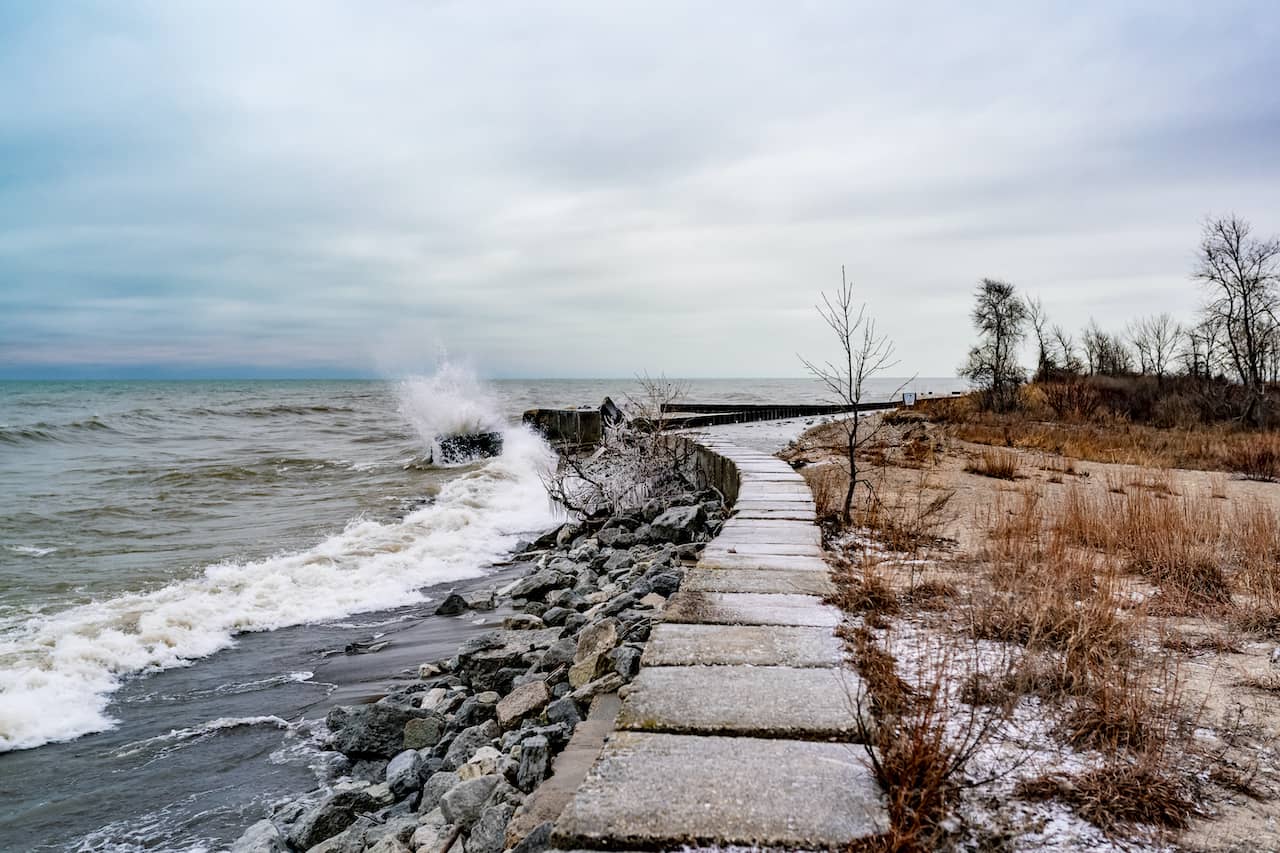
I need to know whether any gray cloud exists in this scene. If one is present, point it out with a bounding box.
[2,1,1279,378]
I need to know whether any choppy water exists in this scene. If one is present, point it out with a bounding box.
[0,373,963,851]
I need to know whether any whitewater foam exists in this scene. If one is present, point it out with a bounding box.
[0,427,557,752]
[397,365,505,464]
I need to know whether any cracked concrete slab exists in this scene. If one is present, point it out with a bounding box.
[697,553,829,572]
[681,567,835,596]
[552,732,888,849]
[664,591,841,627]
[617,665,868,739]
[641,623,844,668]
[704,542,825,557]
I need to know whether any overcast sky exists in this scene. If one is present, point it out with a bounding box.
[2,1,1279,379]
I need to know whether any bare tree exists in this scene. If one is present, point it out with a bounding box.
[1082,319,1133,377]
[1194,215,1280,423]
[960,279,1027,412]
[799,267,904,525]
[1128,313,1183,380]
[1026,295,1054,381]
[1050,325,1083,375]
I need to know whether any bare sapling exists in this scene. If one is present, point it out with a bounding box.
[799,266,908,526]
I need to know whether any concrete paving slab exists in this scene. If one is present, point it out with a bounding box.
[617,665,867,739]
[681,568,835,596]
[717,525,821,545]
[642,623,843,668]
[698,553,830,572]
[733,508,818,522]
[664,591,840,627]
[704,542,825,558]
[552,732,888,849]
[732,494,819,507]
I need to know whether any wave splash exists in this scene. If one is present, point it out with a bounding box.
[0,374,557,753]
[397,365,506,466]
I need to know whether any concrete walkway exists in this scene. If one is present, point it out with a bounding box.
[551,437,888,850]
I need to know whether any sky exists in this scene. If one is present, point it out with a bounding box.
[2,1,1279,380]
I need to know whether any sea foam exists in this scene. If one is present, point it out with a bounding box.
[0,416,557,752]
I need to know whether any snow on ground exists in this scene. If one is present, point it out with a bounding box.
[869,616,1172,852]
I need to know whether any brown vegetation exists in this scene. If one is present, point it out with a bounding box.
[798,407,1280,849]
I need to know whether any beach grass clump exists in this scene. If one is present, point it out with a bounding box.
[964,447,1020,480]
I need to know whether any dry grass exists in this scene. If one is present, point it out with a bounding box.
[1017,760,1197,831]
[1229,433,1280,481]
[801,462,956,557]
[963,447,1020,480]
[915,391,1280,476]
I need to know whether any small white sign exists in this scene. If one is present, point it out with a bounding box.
[902,392,917,406]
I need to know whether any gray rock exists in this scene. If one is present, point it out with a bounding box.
[651,505,705,543]
[434,593,469,616]
[544,696,583,727]
[538,638,576,670]
[443,720,499,770]
[648,571,682,596]
[575,618,619,663]
[326,703,443,758]
[465,589,496,611]
[602,550,634,572]
[418,771,460,814]
[509,570,563,599]
[439,776,499,828]
[229,819,286,853]
[540,606,569,627]
[403,715,446,750]
[385,749,425,799]
[612,645,642,679]
[496,680,550,729]
[515,735,550,792]
[639,498,665,521]
[510,820,554,853]
[595,527,625,547]
[466,803,516,853]
[365,835,410,853]
[570,672,624,704]
[502,613,544,630]
[287,789,378,850]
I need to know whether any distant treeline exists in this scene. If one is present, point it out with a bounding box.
[960,215,1280,426]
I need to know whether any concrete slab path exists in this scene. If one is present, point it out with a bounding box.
[550,436,887,850]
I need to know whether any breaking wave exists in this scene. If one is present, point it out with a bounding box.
[0,413,557,753]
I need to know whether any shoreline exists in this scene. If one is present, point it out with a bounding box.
[228,480,728,853]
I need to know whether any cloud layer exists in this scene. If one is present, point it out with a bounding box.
[2,1,1279,378]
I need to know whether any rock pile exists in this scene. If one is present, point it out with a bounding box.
[230,491,726,853]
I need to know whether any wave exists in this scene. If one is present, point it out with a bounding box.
[0,427,557,753]
[397,366,506,466]
[5,544,59,557]
[111,715,294,760]
[0,416,118,446]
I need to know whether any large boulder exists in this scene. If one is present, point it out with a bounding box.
[326,703,444,758]
[286,789,379,850]
[650,505,706,543]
